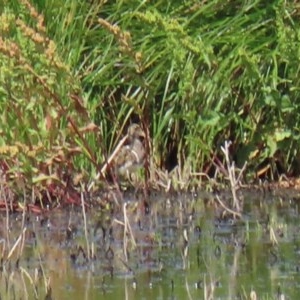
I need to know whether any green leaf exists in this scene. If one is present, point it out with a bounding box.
[274,129,291,142]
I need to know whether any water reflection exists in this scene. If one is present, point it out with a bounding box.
[0,189,300,299]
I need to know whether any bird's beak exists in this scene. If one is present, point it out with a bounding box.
[137,127,146,138]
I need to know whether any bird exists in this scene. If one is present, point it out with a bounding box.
[113,123,146,176]
[88,124,146,191]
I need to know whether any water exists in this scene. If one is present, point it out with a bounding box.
[1,189,299,299]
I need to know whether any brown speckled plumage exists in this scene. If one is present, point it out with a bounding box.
[114,124,145,175]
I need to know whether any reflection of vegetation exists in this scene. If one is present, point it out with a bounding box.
[0,226,51,299]
[0,190,296,299]
[1,0,300,201]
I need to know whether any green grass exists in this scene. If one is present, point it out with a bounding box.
[1,0,300,198]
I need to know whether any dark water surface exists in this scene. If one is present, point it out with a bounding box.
[1,189,300,299]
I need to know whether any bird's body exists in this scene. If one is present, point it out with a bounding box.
[113,124,145,176]
[115,137,145,175]
[88,123,145,191]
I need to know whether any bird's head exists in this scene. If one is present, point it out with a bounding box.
[127,123,145,141]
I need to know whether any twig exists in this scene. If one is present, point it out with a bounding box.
[87,134,128,192]
[220,141,243,212]
[7,227,27,260]
[113,203,137,262]
[81,189,90,260]
[215,195,242,218]
[123,203,136,261]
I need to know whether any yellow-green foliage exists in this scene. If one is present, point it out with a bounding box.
[1,0,300,195]
[0,0,90,190]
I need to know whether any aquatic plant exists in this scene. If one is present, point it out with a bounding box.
[1,0,300,204]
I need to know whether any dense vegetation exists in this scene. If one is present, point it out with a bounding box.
[0,0,300,202]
